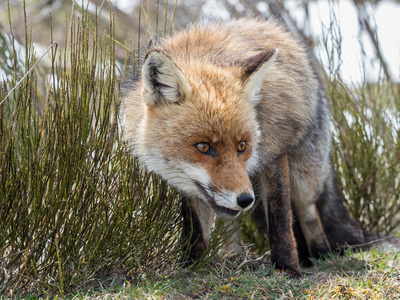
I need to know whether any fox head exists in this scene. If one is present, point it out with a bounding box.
[134,48,278,218]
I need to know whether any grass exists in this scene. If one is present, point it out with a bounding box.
[1,0,400,297]
[323,12,400,232]
[55,248,400,299]
[0,2,184,296]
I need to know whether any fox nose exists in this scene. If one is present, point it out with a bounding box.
[237,193,254,209]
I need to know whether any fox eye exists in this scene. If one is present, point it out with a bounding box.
[195,142,211,154]
[237,141,247,153]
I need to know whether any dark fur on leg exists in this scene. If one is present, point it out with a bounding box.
[251,197,268,236]
[265,154,302,277]
[252,190,312,268]
[181,195,207,265]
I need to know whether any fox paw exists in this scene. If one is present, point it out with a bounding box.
[274,261,302,278]
[282,267,302,278]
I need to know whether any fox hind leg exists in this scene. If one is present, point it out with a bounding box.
[294,203,331,258]
[292,211,314,267]
[290,154,332,259]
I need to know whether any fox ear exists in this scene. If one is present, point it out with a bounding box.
[242,49,278,105]
[141,50,191,105]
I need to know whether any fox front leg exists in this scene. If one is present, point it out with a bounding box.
[262,153,302,277]
[181,195,214,265]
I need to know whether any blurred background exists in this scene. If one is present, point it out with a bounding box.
[1,0,399,85]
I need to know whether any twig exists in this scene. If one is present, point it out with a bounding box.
[352,0,391,81]
[346,235,395,249]
[237,251,271,270]
[0,41,57,106]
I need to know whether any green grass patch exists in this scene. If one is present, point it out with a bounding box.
[64,249,400,299]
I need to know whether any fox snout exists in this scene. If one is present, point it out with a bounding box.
[212,190,255,219]
[215,190,255,218]
[237,193,254,209]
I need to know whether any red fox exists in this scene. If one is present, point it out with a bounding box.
[122,19,396,277]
